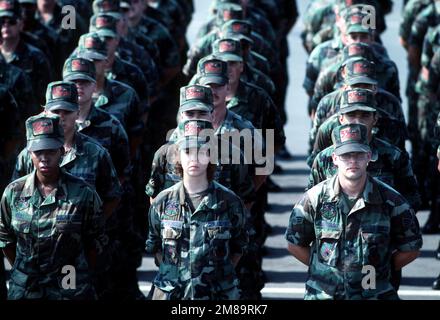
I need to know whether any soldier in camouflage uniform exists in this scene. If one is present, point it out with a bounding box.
[309,58,407,159]
[0,113,105,300]
[0,0,52,105]
[36,0,87,73]
[304,6,394,118]
[146,134,248,300]
[89,13,150,114]
[0,85,21,300]
[12,81,122,220]
[286,123,422,300]
[310,42,401,116]
[308,99,421,213]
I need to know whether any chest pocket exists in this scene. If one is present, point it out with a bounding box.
[317,229,341,267]
[11,199,32,234]
[205,220,232,263]
[161,220,183,265]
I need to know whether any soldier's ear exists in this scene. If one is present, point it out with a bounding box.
[331,152,338,167]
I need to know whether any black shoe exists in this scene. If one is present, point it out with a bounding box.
[266,177,282,192]
[432,276,440,290]
[422,222,440,234]
[277,146,293,159]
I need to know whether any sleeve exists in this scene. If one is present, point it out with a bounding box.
[285,193,315,247]
[83,188,105,255]
[393,150,422,211]
[408,8,431,48]
[145,148,167,198]
[0,187,15,248]
[390,201,423,252]
[11,149,33,182]
[96,149,122,201]
[145,203,162,254]
[229,198,249,256]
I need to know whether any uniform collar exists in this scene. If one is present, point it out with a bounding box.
[60,132,86,166]
[178,181,219,213]
[21,169,68,206]
[328,175,382,205]
[227,80,248,108]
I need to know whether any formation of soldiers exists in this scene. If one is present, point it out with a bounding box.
[0,0,437,301]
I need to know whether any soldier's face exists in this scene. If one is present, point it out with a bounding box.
[180,147,210,178]
[128,0,146,20]
[0,17,22,40]
[93,59,106,76]
[181,110,212,121]
[37,0,56,11]
[340,111,377,134]
[48,109,79,136]
[72,80,96,104]
[31,148,62,178]
[103,36,119,57]
[227,61,243,83]
[346,32,372,44]
[332,151,371,181]
[205,83,228,108]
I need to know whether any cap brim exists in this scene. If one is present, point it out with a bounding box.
[27,138,63,152]
[225,33,254,44]
[177,138,209,150]
[0,11,17,18]
[339,105,376,114]
[96,29,118,38]
[216,52,243,62]
[198,75,228,85]
[64,73,96,83]
[335,143,371,156]
[77,50,107,61]
[179,102,213,113]
[345,76,378,86]
[45,101,79,112]
[347,25,371,34]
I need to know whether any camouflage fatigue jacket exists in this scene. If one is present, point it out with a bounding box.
[303,38,389,97]
[226,80,286,148]
[12,132,122,202]
[408,1,440,49]
[308,137,421,211]
[94,78,145,138]
[146,181,248,300]
[421,23,440,70]
[310,54,401,111]
[309,88,407,156]
[0,55,36,122]
[0,169,105,300]
[286,175,422,300]
[76,105,130,179]
[400,0,433,45]
[117,37,159,100]
[105,56,150,113]
[4,39,52,105]
[129,16,180,71]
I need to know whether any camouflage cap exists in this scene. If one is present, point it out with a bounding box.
[221,19,253,44]
[179,85,214,113]
[45,81,79,112]
[92,0,122,18]
[341,43,374,66]
[77,32,108,61]
[344,58,377,86]
[90,13,118,39]
[345,12,373,34]
[216,3,243,23]
[178,119,213,138]
[212,38,243,62]
[332,123,371,156]
[26,113,64,152]
[197,55,229,85]
[176,136,211,150]
[0,0,20,18]
[339,88,376,114]
[63,57,96,83]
